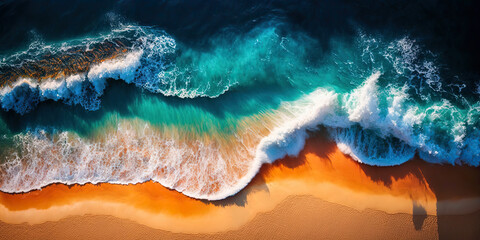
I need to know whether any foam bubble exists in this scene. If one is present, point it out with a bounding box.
[343,71,381,128]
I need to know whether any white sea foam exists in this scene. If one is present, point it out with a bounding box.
[0,50,144,114]
[331,72,419,166]
[0,123,255,200]
[1,29,479,199]
[1,71,478,200]
[87,50,143,90]
[331,71,477,166]
[255,89,342,163]
[0,88,345,200]
[343,71,381,128]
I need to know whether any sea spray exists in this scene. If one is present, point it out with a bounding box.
[1,22,479,200]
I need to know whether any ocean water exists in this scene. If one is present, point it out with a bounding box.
[0,0,479,200]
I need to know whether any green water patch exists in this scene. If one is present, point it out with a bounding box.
[0,79,308,139]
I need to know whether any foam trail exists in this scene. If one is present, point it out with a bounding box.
[1,70,479,200]
[0,122,254,200]
[0,88,345,200]
[1,28,480,200]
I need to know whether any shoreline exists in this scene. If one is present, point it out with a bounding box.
[0,134,479,236]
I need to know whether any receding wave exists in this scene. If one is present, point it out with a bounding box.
[0,22,479,200]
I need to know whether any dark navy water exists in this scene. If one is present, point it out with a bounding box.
[1,0,479,70]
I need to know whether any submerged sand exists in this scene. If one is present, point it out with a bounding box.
[0,134,479,239]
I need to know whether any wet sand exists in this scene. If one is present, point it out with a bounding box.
[0,132,479,239]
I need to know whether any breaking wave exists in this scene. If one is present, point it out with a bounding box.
[0,25,176,114]
[0,22,479,200]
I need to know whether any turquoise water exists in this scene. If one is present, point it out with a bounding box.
[0,18,479,199]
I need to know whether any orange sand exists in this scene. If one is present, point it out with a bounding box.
[0,133,479,235]
[0,196,453,240]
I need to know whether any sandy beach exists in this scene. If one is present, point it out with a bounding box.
[0,133,479,239]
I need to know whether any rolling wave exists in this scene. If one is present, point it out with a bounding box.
[0,25,176,114]
[0,22,479,200]
[1,70,478,200]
